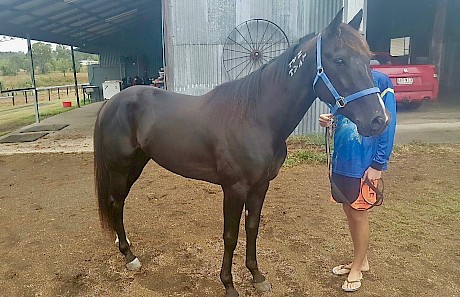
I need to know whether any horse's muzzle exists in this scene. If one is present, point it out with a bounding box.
[357,113,390,137]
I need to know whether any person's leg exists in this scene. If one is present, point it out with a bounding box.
[342,204,369,288]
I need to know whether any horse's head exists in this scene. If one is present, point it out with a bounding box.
[312,8,390,136]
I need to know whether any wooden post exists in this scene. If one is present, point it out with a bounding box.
[25,91,28,103]
[430,0,448,82]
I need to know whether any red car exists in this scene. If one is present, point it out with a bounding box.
[371,52,439,109]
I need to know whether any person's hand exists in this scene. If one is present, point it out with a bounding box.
[364,167,382,180]
[319,113,333,127]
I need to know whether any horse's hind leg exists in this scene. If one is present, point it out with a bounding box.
[110,152,150,270]
[245,182,271,292]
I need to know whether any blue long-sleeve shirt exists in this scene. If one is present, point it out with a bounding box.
[331,70,397,178]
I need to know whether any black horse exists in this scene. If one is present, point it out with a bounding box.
[94,9,389,297]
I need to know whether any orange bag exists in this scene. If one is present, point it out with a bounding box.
[350,178,383,210]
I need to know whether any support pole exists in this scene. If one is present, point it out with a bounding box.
[430,0,448,81]
[27,34,40,123]
[71,46,80,107]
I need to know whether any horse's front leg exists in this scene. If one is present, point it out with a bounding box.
[245,182,271,293]
[220,183,247,297]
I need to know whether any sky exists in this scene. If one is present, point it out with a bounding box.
[0,36,57,53]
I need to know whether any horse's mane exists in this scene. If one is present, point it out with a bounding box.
[204,41,303,124]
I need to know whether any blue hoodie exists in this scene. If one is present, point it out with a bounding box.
[331,70,397,178]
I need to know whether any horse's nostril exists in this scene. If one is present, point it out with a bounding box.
[371,116,385,130]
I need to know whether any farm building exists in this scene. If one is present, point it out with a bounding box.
[0,0,458,133]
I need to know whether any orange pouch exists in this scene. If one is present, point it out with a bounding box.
[330,179,382,211]
[350,179,380,210]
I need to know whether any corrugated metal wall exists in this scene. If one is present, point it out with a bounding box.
[163,0,343,134]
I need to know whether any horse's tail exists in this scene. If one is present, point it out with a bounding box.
[94,105,114,234]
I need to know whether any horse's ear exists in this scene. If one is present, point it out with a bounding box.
[298,32,315,44]
[348,9,363,31]
[325,7,344,36]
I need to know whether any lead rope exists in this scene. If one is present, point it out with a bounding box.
[325,119,351,205]
[324,119,384,209]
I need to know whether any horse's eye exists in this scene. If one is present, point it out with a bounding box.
[333,58,345,66]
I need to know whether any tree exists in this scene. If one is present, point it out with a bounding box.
[54,45,70,60]
[52,58,72,76]
[32,42,53,74]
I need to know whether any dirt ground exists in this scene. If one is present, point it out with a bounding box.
[0,142,459,297]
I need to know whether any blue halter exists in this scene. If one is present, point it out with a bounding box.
[313,34,380,115]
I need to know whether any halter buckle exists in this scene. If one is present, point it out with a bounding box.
[337,96,346,108]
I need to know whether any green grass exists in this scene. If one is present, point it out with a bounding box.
[284,134,328,166]
[0,98,88,136]
[284,149,327,166]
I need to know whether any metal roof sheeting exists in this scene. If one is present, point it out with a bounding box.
[0,0,160,52]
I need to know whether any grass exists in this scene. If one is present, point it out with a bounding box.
[0,71,88,90]
[0,71,90,136]
[284,134,328,166]
[0,94,88,136]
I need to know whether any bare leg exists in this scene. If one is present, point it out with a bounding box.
[245,182,271,292]
[342,204,369,283]
[220,184,247,297]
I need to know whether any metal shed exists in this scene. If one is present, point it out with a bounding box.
[163,0,359,134]
[1,0,458,134]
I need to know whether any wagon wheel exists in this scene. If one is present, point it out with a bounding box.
[223,19,290,80]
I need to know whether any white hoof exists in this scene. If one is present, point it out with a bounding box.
[253,279,272,292]
[115,235,131,245]
[126,257,142,271]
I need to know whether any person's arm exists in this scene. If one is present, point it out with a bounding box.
[370,87,397,172]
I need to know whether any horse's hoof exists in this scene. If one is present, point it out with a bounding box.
[126,257,142,271]
[253,279,272,292]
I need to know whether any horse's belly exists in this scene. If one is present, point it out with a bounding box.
[141,135,219,184]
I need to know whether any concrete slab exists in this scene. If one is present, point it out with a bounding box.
[0,132,49,143]
[20,124,69,133]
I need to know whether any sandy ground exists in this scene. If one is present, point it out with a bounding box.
[0,99,459,296]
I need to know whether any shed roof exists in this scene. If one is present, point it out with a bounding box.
[0,0,159,53]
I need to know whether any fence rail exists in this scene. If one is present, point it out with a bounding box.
[0,84,90,106]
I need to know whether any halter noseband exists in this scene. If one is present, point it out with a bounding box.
[313,34,380,115]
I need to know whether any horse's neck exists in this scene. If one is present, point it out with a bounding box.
[258,60,317,142]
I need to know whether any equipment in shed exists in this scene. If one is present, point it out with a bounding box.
[102,80,122,100]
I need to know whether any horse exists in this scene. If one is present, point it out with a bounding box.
[94,8,389,297]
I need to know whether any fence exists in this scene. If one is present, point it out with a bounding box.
[0,84,91,106]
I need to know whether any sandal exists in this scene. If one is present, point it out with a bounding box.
[332,264,351,275]
[342,273,363,292]
[332,263,369,275]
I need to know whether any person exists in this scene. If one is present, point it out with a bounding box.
[318,70,397,292]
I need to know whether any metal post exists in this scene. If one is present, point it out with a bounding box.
[71,46,80,107]
[25,91,28,103]
[27,34,40,123]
